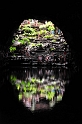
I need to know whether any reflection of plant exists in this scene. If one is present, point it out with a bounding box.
[31,78,37,83]
[57,95,62,101]
[10,75,65,102]
[47,91,55,100]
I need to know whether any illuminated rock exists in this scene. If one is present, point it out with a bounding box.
[8,19,71,66]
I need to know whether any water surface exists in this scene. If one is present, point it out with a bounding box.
[0,66,80,123]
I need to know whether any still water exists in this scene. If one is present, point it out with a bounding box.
[0,66,80,123]
[10,67,70,112]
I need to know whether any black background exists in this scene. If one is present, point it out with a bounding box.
[0,1,81,124]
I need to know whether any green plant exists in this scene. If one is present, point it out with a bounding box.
[23,87,27,92]
[22,26,35,33]
[45,21,53,27]
[22,38,30,43]
[39,24,46,29]
[31,78,37,83]
[29,43,36,47]
[44,34,54,39]
[39,30,47,35]
[16,84,20,90]
[51,39,56,42]
[50,47,55,51]
[18,40,26,44]
[12,39,15,43]
[21,81,26,86]
[19,93,22,100]
[10,46,16,52]
[36,43,43,47]
[10,75,17,82]
[47,26,55,31]
[63,42,67,44]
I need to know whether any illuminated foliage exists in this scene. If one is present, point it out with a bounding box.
[10,75,65,101]
[9,19,57,54]
[44,34,54,39]
[9,46,16,52]
[10,75,17,82]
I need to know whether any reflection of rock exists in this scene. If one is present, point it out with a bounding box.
[49,97,57,107]
[35,103,49,110]
[10,67,70,112]
[13,76,66,111]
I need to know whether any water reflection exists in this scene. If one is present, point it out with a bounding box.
[10,67,70,112]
